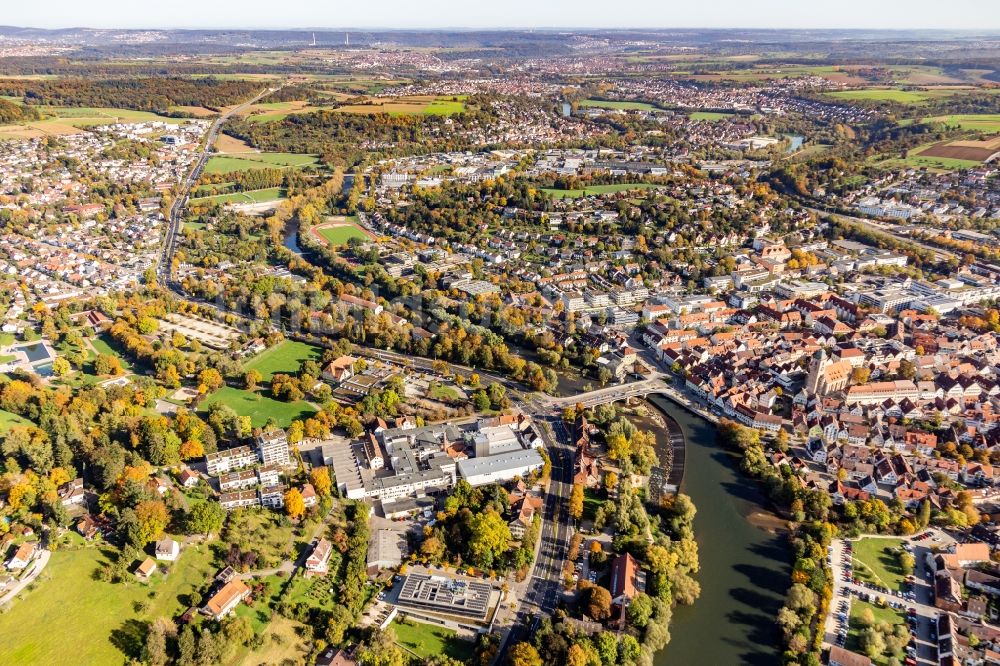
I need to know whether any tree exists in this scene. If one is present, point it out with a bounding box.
[244,369,263,391]
[225,615,254,646]
[467,509,512,569]
[569,483,584,521]
[917,499,932,528]
[604,471,618,492]
[179,439,204,460]
[507,642,542,666]
[198,368,224,393]
[142,618,170,666]
[586,585,613,621]
[285,488,305,520]
[566,644,589,666]
[186,501,226,536]
[310,466,332,497]
[595,632,617,665]
[124,500,169,547]
[473,390,492,412]
[900,551,915,576]
[851,367,871,385]
[51,357,71,377]
[626,591,653,628]
[861,626,886,659]
[94,353,123,376]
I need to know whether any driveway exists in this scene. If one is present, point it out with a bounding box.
[0,549,50,606]
[824,531,955,665]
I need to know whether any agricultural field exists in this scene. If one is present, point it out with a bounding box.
[541,183,664,199]
[213,133,256,153]
[578,98,657,111]
[189,187,286,206]
[0,544,216,665]
[391,619,475,662]
[311,216,370,246]
[198,385,316,428]
[0,106,185,140]
[203,152,320,174]
[241,100,326,123]
[243,340,323,381]
[823,88,941,104]
[333,95,466,116]
[923,114,1000,133]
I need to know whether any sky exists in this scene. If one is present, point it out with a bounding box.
[3,0,999,31]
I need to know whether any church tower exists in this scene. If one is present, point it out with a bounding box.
[805,348,827,396]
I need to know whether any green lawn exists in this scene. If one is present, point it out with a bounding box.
[198,386,316,428]
[204,153,320,174]
[850,537,907,591]
[542,183,663,199]
[0,544,216,665]
[45,106,187,125]
[428,382,460,402]
[0,408,33,431]
[578,99,656,111]
[689,111,734,121]
[243,340,322,381]
[844,600,905,665]
[91,333,134,371]
[189,187,286,206]
[582,488,604,522]
[392,619,475,662]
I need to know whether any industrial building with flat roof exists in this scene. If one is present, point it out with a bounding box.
[396,573,496,621]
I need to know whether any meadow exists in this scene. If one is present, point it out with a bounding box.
[189,187,286,206]
[0,544,215,665]
[198,385,316,428]
[541,183,664,199]
[243,340,322,381]
[578,98,657,111]
[923,113,1000,133]
[203,152,320,174]
[391,619,475,662]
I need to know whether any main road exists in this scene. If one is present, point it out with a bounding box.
[157,86,280,285]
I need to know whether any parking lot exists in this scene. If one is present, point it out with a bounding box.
[824,530,956,665]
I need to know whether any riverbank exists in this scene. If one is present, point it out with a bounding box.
[645,394,790,666]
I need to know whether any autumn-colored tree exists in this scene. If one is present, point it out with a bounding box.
[198,368,224,393]
[568,483,584,521]
[244,369,263,391]
[507,642,542,666]
[285,488,305,519]
[179,439,205,460]
[310,466,332,497]
[586,585,613,621]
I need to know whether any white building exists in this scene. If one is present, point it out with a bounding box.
[457,449,545,486]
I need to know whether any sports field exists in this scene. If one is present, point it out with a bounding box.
[189,187,286,206]
[243,340,322,381]
[203,152,320,174]
[198,386,316,428]
[311,216,370,246]
[542,183,664,199]
[578,99,656,111]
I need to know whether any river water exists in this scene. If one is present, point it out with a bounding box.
[645,394,790,666]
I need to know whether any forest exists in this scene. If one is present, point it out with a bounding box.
[0,77,278,113]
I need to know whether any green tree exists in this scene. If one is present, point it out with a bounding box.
[467,509,512,569]
[186,501,226,536]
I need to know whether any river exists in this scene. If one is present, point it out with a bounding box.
[644,394,790,666]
